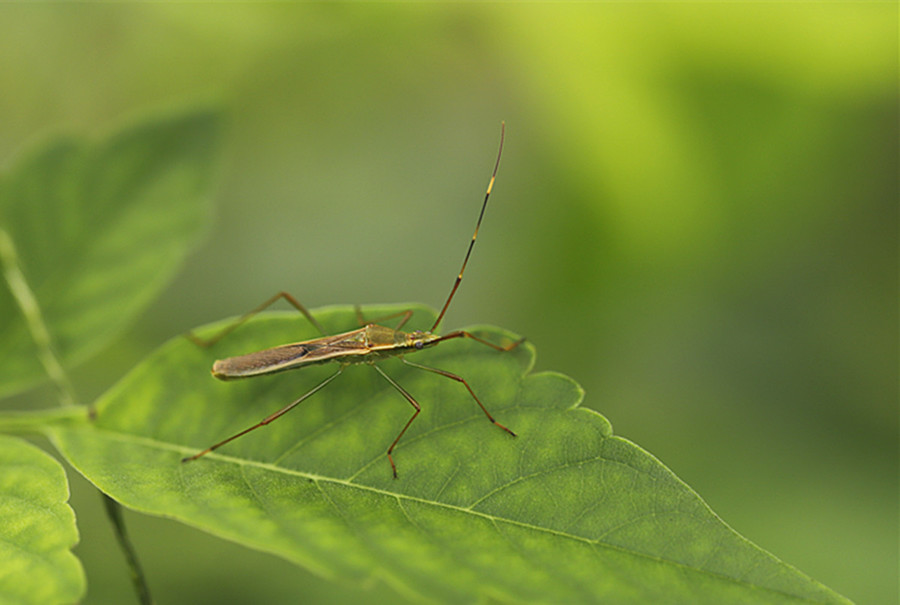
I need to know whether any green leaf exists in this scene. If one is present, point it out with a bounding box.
[49,305,849,604]
[0,436,85,605]
[0,107,222,397]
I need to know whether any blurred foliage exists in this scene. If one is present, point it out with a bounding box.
[0,436,84,605]
[0,3,894,605]
[0,108,220,397]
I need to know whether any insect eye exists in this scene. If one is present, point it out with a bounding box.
[414,340,424,349]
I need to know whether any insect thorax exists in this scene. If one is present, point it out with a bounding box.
[363,324,439,352]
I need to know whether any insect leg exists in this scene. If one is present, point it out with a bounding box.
[433,330,526,352]
[354,306,415,330]
[186,291,327,347]
[372,364,420,478]
[181,366,344,462]
[401,357,516,437]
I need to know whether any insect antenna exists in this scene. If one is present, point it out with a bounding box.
[431,122,505,333]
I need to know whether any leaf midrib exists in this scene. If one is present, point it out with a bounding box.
[58,425,826,603]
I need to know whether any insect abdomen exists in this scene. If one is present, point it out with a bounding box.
[211,344,316,380]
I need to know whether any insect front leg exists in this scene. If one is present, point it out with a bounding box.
[186,291,326,348]
[433,330,525,352]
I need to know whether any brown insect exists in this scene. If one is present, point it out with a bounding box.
[183,124,522,477]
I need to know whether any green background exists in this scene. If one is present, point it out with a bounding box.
[1,4,895,604]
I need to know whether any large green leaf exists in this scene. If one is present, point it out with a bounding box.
[0,107,221,397]
[49,305,848,604]
[0,436,85,605]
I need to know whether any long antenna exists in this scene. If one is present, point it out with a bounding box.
[431,122,505,333]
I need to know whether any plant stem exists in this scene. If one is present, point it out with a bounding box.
[103,494,154,605]
[0,227,155,605]
[0,407,89,432]
[0,228,76,406]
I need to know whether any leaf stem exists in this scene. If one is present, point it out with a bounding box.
[0,407,89,432]
[103,494,154,605]
[0,228,156,605]
[0,228,77,406]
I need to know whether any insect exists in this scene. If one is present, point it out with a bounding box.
[182,123,522,477]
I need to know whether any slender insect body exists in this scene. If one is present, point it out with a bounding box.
[211,325,442,380]
[185,123,522,478]
[210,334,360,380]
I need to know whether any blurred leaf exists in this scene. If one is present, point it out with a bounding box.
[0,436,85,605]
[0,107,222,397]
[49,305,848,603]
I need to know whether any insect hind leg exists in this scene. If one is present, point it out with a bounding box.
[181,366,344,462]
[186,291,326,348]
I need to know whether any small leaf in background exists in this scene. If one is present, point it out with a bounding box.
[0,107,222,397]
[50,305,850,604]
[0,436,85,605]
